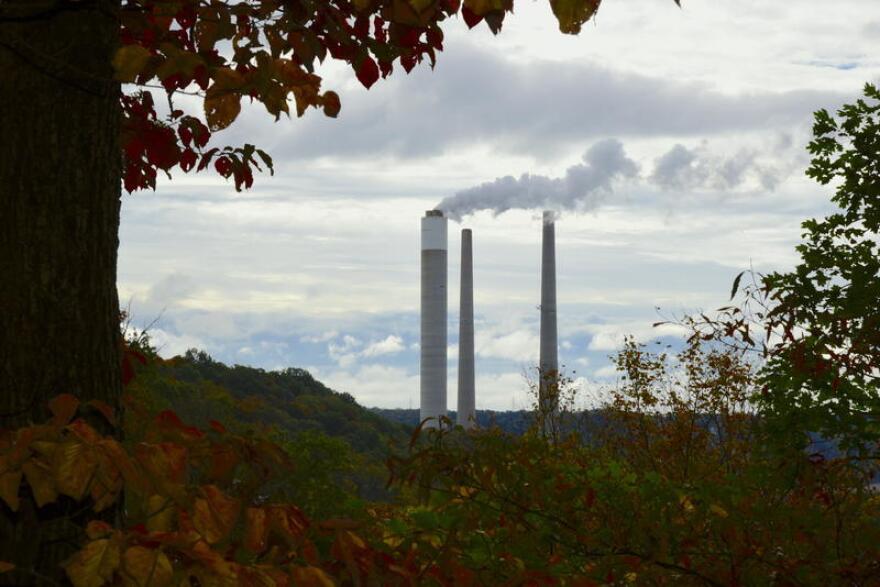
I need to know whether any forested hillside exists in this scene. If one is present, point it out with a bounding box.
[128,348,408,462]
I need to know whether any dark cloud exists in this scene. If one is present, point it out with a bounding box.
[271,44,843,162]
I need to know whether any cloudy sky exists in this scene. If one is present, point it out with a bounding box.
[118,0,879,410]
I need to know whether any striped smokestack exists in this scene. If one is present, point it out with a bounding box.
[539,211,559,422]
[457,229,475,429]
[421,210,448,428]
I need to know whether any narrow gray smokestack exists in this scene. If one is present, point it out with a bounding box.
[539,211,559,423]
[421,210,448,428]
[457,229,475,429]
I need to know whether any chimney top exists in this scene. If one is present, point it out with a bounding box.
[426,210,444,217]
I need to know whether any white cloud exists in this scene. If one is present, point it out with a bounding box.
[585,322,688,352]
[361,335,405,357]
[148,328,208,359]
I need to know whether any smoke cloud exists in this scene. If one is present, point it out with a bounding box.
[436,139,639,222]
[650,143,787,192]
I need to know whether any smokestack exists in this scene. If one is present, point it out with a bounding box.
[421,210,448,428]
[539,211,558,423]
[457,229,475,429]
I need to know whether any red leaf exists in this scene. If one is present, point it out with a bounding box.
[356,55,379,89]
[461,6,482,28]
[180,148,197,172]
[214,157,233,177]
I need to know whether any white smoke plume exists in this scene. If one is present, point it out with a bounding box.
[650,143,788,192]
[436,139,639,222]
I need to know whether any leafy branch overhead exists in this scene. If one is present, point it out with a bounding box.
[112,0,675,192]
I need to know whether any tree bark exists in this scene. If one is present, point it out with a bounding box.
[0,1,122,581]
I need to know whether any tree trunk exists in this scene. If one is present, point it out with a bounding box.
[0,1,122,582]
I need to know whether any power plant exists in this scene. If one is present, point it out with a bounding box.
[419,209,559,430]
[539,211,559,425]
[420,210,448,428]
[457,229,475,428]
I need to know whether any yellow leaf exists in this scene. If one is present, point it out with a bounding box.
[113,45,153,83]
[709,504,729,518]
[156,43,204,82]
[22,460,58,507]
[549,0,600,34]
[463,0,504,16]
[54,440,97,500]
[65,539,121,587]
[205,68,244,131]
[0,561,14,574]
[145,494,175,533]
[290,566,334,587]
[121,546,173,587]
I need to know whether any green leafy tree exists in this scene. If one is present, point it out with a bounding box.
[690,84,880,454]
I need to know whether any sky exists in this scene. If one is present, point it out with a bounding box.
[118,0,880,410]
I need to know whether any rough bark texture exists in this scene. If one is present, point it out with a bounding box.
[0,1,122,582]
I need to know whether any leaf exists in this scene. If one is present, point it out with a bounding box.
[549,0,600,34]
[243,507,268,554]
[192,485,240,544]
[49,394,80,426]
[0,562,14,574]
[730,270,745,300]
[145,494,175,533]
[204,68,244,131]
[113,45,153,83]
[54,440,97,500]
[121,546,173,587]
[0,456,21,511]
[22,460,58,507]
[65,539,121,587]
[322,91,341,118]
[290,566,334,587]
[355,56,379,89]
[85,520,114,540]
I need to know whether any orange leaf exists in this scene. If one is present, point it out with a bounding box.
[192,485,240,545]
[0,561,14,574]
[121,546,173,587]
[49,394,80,426]
[244,507,268,554]
[85,520,114,540]
[290,566,334,587]
[267,505,309,545]
[65,538,121,587]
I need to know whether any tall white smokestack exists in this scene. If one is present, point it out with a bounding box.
[421,210,448,428]
[457,229,475,429]
[539,211,559,425]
